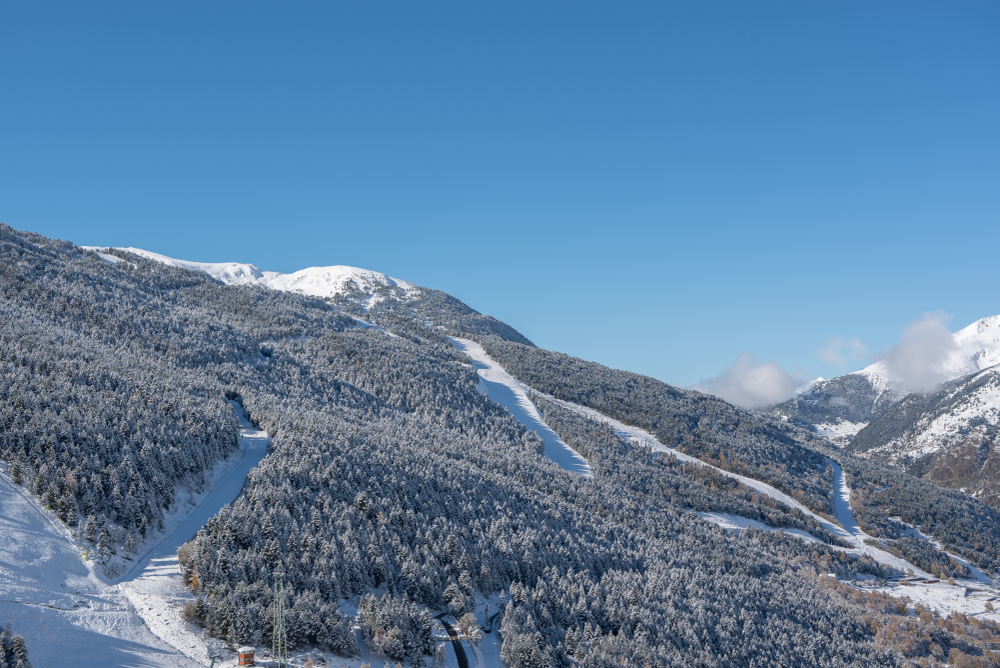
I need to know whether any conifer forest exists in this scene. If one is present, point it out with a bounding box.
[6,223,1000,667]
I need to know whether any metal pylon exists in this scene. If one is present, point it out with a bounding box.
[272,571,288,668]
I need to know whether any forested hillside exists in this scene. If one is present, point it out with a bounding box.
[476,336,837,516]
[6,224,1000,666]
[478,336,1000,574]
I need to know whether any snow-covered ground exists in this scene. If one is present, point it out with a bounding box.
[450,338,592,477]
[119,403,269,666]
[0,465,203,667]
[0,402,268,667]
[695,512,823,544]
[82,246,419,304]
[815,419,868,445]
[828,461,934,577]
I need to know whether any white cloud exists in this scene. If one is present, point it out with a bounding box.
[690,352,804,409]
[816,336,868,369]
[879,311,956,392]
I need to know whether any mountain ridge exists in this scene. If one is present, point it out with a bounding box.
[5,225,1000,665]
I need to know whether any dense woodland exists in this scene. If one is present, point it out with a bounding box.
[478,336,1000,575]
[5,224,1000,665]
[475,336,837,517]
[532,395,841,543]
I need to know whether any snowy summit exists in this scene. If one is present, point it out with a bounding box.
[83,246,417,300]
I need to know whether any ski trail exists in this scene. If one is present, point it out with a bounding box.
[121,402,270,666]
[451,339,943,579]
[0,466,203,667]
[119,403,268,583]
[450,338,592,477]
[0,401,268,667]
[455,341,1000,619]
[828,461,932,577]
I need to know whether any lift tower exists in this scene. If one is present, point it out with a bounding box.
[272,571,288,668]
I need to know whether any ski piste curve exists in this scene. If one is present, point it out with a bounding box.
[0,402,268,667]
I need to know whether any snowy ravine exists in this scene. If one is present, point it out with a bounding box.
[451,338,1000,621]
[0,402,267,667]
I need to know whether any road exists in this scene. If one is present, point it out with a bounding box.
[435,613,470,668]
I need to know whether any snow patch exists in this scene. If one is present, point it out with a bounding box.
[815,419,868,444]
[696,512,823,543]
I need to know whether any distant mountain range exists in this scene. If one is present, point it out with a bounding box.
[771,315,1000,507]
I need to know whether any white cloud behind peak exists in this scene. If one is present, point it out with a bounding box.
[879,311,957,392]
[690,352,804,409]
[816,336,868,369]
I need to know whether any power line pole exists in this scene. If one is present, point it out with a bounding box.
[272,571,288,668]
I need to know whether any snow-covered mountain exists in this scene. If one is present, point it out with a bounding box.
[9,225,1000,664]
[770,315,1000,508]
[846,366,1000,506]
[772,314,1000,444]
[83,246,418,301]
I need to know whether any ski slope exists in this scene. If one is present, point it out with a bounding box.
[450,338,592,477]
[0,466,203,667]
[120,402,269,666]
[446,338,970,583]
[0,402,268,667]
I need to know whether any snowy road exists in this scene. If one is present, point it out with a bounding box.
[0,402,268,667]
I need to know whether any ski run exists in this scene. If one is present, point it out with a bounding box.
[4,337,1000,666]
[452,337,1000,625]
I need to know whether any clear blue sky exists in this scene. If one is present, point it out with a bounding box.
[3,2,998,394]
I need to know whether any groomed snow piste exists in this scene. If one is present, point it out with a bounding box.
[450,338,592,477]
[0,402,268,667]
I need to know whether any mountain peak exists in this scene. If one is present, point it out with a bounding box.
[83,246,416,301]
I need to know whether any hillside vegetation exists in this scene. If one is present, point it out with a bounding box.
[6,224,1000,666]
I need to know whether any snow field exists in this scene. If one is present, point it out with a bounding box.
[814,419,868,444]
[82,246,419,302]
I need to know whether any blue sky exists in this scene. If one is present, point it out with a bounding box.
[3,2,998,399]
